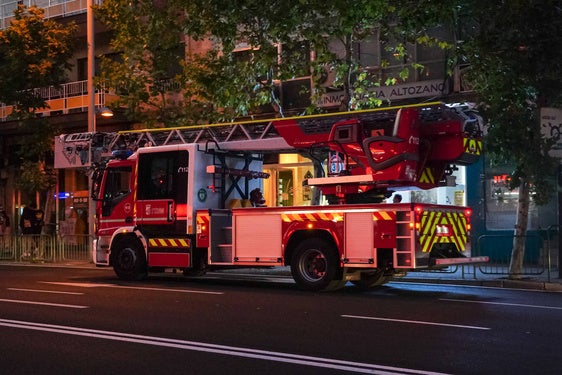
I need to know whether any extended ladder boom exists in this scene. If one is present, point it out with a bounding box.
[54,102,482,196]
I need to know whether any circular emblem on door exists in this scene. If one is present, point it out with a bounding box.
[197,188,207,202]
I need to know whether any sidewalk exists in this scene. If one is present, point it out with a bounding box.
[2,260,561,291]
[398,266,562,292]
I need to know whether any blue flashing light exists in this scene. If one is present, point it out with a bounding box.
[112,150,133,159]
[55,192,70,199]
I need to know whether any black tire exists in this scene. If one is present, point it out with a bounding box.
[290,238,342,292]
[112,239,148,280]
[351,269,389,290]
[183,248,207,276]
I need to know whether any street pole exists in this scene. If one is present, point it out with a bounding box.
[87,0,96,256]
[87,0,95,134]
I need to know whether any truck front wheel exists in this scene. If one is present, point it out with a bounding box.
[112,239,148,280]
[290,238,342,291]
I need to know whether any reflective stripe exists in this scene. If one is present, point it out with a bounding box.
[281,212,344,222]
[148,238,191,248]
[280,211,394,223]
[197,214,209,225]
[372,211,395,221]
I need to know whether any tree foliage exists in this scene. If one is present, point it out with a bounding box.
[95,0,191,126]
[458,0,562,186]
[454,0,562,275]
[0,5,76,195]
[96,0,444,124]
[0,5,76,113]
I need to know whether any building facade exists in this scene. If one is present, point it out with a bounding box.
[1,0,554,261]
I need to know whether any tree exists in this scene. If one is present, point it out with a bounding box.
[455,0,562,277]
[96,0,444,124]
[0,5,76,112]
[95,0,193,126]
[0,5,76,208]
[385,0,562,277]
[175,0,398,113]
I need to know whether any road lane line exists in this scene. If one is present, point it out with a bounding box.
[341,314,490,330]
[7,288,84,295]
[0,299,88,309]
[39,282,114,288]
[441,298,562,310]
[40,282,224,295]
[0,318,450,375]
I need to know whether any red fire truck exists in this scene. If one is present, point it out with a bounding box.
[55,102,488,291]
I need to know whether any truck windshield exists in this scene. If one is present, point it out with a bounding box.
[103,167,132,201]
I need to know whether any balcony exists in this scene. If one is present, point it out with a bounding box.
[0,80,118,121]
[0,0,94,29]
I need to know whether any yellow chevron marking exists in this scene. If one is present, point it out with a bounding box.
[419,168,435,184]
[419,211,468,252]
[463,138,482,155]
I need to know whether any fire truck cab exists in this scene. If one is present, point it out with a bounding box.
[92,143,264,277]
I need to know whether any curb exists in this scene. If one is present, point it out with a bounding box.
[395,277,562,292]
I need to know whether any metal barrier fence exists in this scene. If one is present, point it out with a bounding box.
[1,231,559,282]
[0,234,92,263]
[405,230,560,282]
[476,231,559,282]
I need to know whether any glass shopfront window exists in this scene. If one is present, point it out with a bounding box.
[484,173,538,230]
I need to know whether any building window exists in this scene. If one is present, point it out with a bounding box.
[353,26,451,83]
[485,173,538,230]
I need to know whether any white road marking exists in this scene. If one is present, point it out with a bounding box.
[40,282,224,295]
[342,314,490,330]
[440,298,562,310]
[0,318,450,375]
[0,299,88,309]
[7,288,84,295]
[39,282,114,288]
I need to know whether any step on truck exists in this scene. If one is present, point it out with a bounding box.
[55,102,488,291]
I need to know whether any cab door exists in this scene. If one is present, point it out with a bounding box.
[136,149,189,236]
[97,160,135,236]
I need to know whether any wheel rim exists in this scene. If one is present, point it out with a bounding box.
[116,247,137,272]
[298,248,327,283]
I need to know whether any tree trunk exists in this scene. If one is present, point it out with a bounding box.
[508,177,530,279]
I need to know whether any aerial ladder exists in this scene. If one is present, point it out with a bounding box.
[55,101,482,205]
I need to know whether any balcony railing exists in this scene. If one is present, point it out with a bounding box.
[0,80,117,121]
[0,0,96,29]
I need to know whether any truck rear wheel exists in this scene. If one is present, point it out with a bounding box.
[290,238,342,292]
[112,239,148,281]
[351,270,389,290]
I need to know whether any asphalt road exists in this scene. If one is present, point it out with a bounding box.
[0,265,561,375]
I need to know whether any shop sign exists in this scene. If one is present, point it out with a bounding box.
[318,79,448,108]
